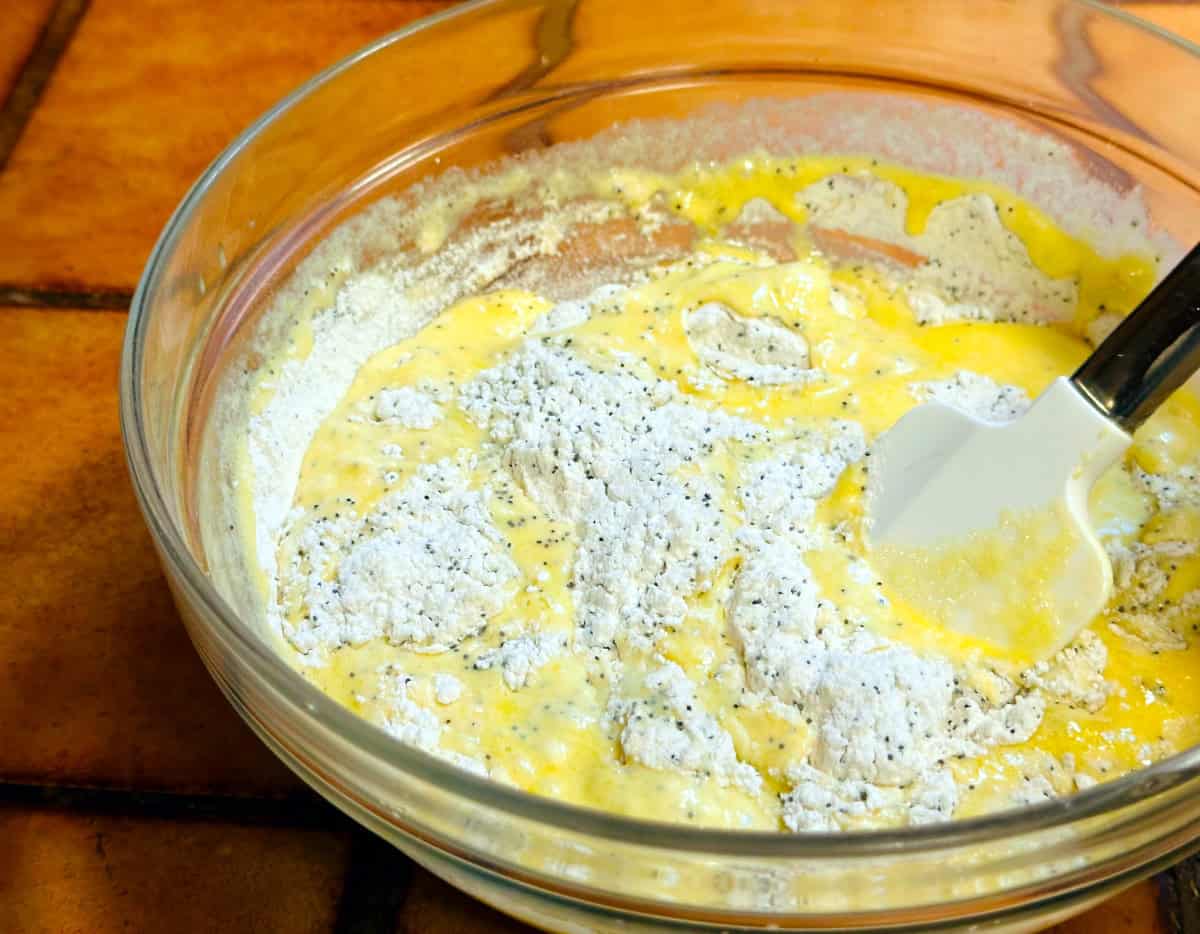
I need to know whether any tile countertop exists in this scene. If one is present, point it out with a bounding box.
[1,1,1198,931]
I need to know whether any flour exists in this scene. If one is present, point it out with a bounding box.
[1105,538,1199,652]
[433,673,463,705]
[912,371,1030,422]
[720,400,1049,827]
[1019,630,1110,712]
[812,647,957,784]
[781,762,957,831]
[375,667,487,775]
[460,341,763,653]
[373,386,444,429]
[738,422,867,535]
[612,662,762,793]
[530,299,592,336]
[474,632,567,690]
[798,175,1077,324]
[1133,464,1200,512]
[282,459,518,653]
[800,174,910,247]
[453,334,1035,821]
[722,198,798,262]
[728,426,864,707]
[755,368,1081,814]
[776,646,1045,830]
[529,283,629,336]
[1011,773,1059,806]
[907,194,1076,324]
[726,545,826,705]
[682,302,813,385]
[245,198,615,601]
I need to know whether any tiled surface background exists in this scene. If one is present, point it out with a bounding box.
[0,1,1196,931]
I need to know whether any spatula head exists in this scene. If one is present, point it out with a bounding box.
[867,378,1130,664]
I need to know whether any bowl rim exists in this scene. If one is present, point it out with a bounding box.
[119,0,1200,863]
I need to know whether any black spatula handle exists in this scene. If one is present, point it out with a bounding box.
[1072,243,1200,432]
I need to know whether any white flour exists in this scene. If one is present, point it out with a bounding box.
[373,386,444,429]
[912,371,1031,422]
[283,459,518,654]
[1020,629,1109,712]
[474,632,567,690]
[800,175,1078,325]
[373,666,487,775]
[613,662,763,793]
[433,673,463,705]
[682,301,813,385]
[459,341,763,654]
[1105,537,1200,653]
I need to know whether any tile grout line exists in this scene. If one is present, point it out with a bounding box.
[6,779,1188,928]
[1157,860,1200,934]
[0,284,135,311]
[0,779,345,829]
[0,0,460,307]
[0,0,91,172]
[0,0,461,174]
[333,828,415,934]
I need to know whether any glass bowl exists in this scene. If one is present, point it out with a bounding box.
[120,0,1200,929]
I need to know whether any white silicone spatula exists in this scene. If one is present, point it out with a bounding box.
[868,244,1200,662]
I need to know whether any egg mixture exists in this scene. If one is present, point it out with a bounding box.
[244,153,1200,831]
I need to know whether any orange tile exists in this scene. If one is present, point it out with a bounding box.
[400,867,535,933]
[0,0,55,103]
[1051,880,1163,933]
[0,306,301,792]
[0,807,349,933]
[0,0,456,292]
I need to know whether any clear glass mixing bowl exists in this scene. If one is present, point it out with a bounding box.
[120,0,1200,929]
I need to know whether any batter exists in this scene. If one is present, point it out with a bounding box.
[233,147,1200,832]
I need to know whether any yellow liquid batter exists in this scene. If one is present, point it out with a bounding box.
[256,154,1200,830]
[873,501,1089,664]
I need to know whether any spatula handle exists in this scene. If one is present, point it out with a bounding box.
[1072,243,1200,432]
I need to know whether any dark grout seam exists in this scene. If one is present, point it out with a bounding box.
[1157,860,1200,934]
[0,284,134,310]
[333,828,415,934]
[0,780,345,830]
[0,0,91,172]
